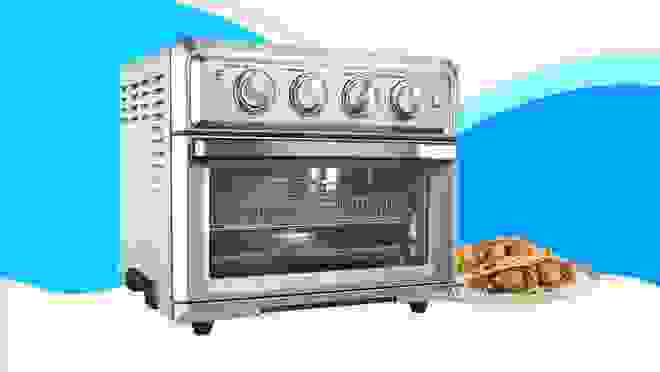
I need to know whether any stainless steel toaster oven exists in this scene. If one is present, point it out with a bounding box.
[121,38,459,335]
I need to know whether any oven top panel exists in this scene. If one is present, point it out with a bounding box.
[184,41,458,136]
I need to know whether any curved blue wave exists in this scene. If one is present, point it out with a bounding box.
[0,2,265,293]
[458,84,660,285]
[460,54,660,132]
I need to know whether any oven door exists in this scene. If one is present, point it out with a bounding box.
[174,136,456,302]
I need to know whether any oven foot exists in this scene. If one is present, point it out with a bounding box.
[408,301,429,314]
[143,279,159,310]
[192,322,214,336]
[124,268,146,292]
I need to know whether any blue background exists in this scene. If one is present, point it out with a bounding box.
[459,84,660,285]
[0,2,263,292]
[0,3,657,292]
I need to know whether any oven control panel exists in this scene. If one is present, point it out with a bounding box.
[184,42,458,134]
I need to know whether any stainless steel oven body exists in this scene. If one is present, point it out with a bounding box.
[121,39,459,333]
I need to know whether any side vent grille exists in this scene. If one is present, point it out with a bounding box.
[120,73,168,125]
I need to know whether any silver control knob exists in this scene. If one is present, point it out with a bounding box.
[234,69,276,114]
[290,73,327,116]
[390,80,420,120]
[341,75,372,118]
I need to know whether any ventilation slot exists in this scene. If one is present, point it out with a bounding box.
[352,197,368,209]
[151,126,164,143]
[120,72,168,125]
[151,152,166,168]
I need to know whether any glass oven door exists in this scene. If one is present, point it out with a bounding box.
[183,137,455,301]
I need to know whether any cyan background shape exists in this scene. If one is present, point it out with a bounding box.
[459,84,660,286]
[461,53,660,131]
[0,2,265,293]
[1,2,657,292]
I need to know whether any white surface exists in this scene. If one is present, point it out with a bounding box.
[1,282,7,372]
[6,276,660,372]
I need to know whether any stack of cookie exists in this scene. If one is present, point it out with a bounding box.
[458,237,577,290]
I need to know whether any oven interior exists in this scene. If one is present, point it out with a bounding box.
[208,158,446,278]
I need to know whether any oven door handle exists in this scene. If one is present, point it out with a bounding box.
[190,138,456,160]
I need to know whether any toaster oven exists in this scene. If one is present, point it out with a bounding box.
[121,39,459,335]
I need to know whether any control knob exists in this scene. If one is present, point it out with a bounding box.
[341,75,373,118]
[234,69,276,114]
[290,73,327,116]
[390,80,420,120]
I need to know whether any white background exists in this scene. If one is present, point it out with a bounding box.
[7,278,660,372]
[7,1,660,371]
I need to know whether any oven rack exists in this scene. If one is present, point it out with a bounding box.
[210,220,406,231]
